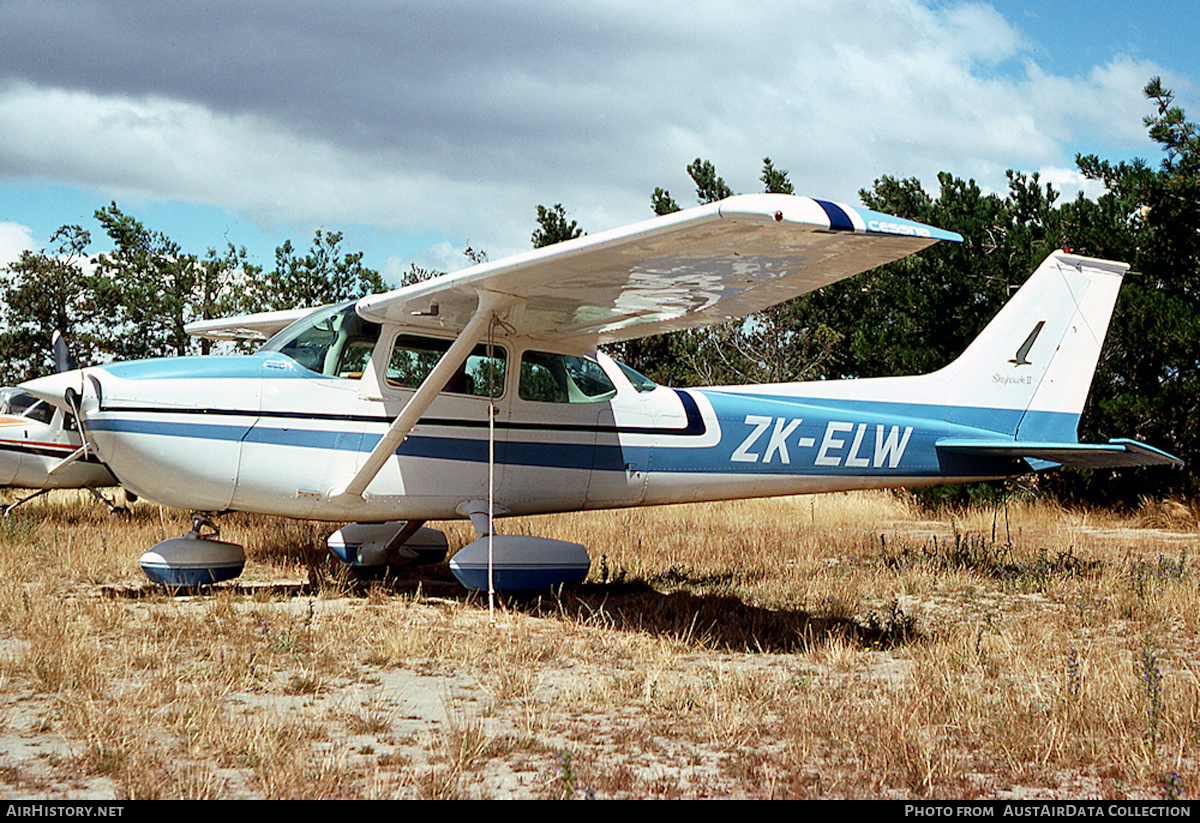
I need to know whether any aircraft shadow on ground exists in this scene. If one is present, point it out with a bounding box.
[106,558,918,655]
[501,584,918,654]
[339,558,921,653]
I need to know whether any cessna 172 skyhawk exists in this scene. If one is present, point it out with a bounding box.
[20,193,1180,588]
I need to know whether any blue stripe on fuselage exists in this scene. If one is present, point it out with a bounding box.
[703,389,1080,445]
[89,415,595,469]
[88,385,1069,479]
[672,391,948,475]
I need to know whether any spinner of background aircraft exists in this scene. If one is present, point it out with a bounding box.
[21,194,1181,589]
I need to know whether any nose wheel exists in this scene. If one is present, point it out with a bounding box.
[139,512,246,587]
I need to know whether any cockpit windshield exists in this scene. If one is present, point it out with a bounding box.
[259,302,381,378]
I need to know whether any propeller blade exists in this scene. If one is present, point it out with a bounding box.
[51,331,75,374]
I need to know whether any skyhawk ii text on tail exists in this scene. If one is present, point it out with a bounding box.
[20,194,1180,588]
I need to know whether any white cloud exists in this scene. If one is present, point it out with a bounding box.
[0,221,35,269]
[380,245,457,287]
[0,1,1176,259]
[1035,166,1108,201]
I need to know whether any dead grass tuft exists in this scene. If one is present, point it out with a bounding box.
[1135,497,1200,531]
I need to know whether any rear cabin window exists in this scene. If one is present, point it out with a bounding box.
[518,352,616,403]
[387,335,507,398]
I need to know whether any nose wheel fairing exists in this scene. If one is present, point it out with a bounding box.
[139,514,245,587]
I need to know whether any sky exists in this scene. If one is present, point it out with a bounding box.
[0,0,1195,287]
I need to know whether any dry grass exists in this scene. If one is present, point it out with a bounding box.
[0,486,1196,798]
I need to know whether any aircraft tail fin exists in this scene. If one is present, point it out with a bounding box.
[748,250,1178,467]
[931,251,1126,442]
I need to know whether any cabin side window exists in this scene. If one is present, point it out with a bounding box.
[518,351,617,403]
[387,335,507,398]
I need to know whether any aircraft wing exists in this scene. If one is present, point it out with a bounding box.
[356,193,963,345]
[936,439,1184,469]
[185,307,319,342]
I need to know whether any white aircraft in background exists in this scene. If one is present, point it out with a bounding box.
[0,387,123,513]
[0,333,123,514]
[21,194,1180,588]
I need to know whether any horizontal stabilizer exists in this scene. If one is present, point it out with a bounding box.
[937,438,1183,470]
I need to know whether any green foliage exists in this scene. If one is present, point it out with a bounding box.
[66,204,256,361]
[531,204,583,248]
[401,247,484,288]
[687,157,733,204]
[0,226,99,383]
[607,333,690,386]
[627,156,835,385]
[792,170,1060,379]
[402,263,442,287]
[91,203,211,359]
[760,157,794,194]
[241,229,384,312]
[650,156,745,215]
[192,244,262,355]
[0,208,385,369]
[518,358,565,402]
[88,204,259,360]
[650,187,680,215]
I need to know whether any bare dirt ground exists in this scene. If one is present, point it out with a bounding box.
[0,491,1197,799]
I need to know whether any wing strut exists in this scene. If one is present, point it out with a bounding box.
[330,290,512,503]
[486,313,499,623]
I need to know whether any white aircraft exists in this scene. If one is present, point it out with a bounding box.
[0,332,123,514]
[0,386,122,511]
[20,194,1180,587]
